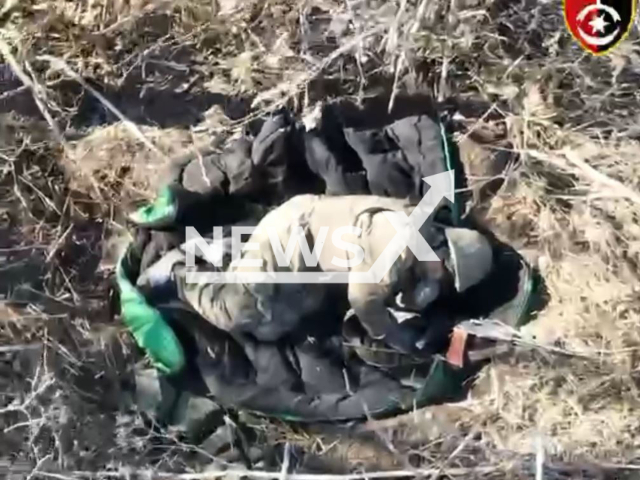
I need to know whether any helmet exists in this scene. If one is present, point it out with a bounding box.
[444,228,493,292]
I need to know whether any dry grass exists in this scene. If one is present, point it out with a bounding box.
[2,0,640,477]
[66,122,192,204]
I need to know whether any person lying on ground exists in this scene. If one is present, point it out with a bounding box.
[138,194,493,354]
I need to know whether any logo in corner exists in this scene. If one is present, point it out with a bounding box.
[564,0,637,54]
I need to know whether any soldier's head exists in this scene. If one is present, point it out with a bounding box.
[401,227,493,311]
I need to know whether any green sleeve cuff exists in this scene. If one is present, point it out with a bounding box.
[116,252,186,375]
[128,186,178,227]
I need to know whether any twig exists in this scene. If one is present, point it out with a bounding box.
[27,454,53,480]
[535,436,545,480]
[280,442,291,480]
[388,53,406,114]
[4,416,45,434]
[385,0,407,113]
[387,0,429,112]
[437,0,457,103]
[251,22,387,109]
[0,0,19,18]
[46,224,73,263]
[0,84,28,100]
[0,40,67,148]
[190,129,211,189]
[37,55,170,162]
[561,148,640,207]
[96,1,170,35]
[0,375,53,417]
[9,163,37,221]
[456,103,502,144]
[428,428,477,480]
[344,0,367,97]
[526,148,640,206]
[18,176,61,215]
[36,465,503,480]
[0,343,42,353]
[457,319,597,359]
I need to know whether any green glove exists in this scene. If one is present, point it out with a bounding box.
[116,250,186,375]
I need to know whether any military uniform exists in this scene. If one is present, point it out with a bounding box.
[174,194,492,350]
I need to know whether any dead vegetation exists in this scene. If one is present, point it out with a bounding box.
[2,0,640,477]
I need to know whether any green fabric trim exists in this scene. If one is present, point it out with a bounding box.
[129,186,177,226]
[415,356,467,407]
[438,121,461,226]
[515,264,537,328]
[116,250,186,375]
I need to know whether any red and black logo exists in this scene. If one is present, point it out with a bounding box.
[564,0,637,54]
